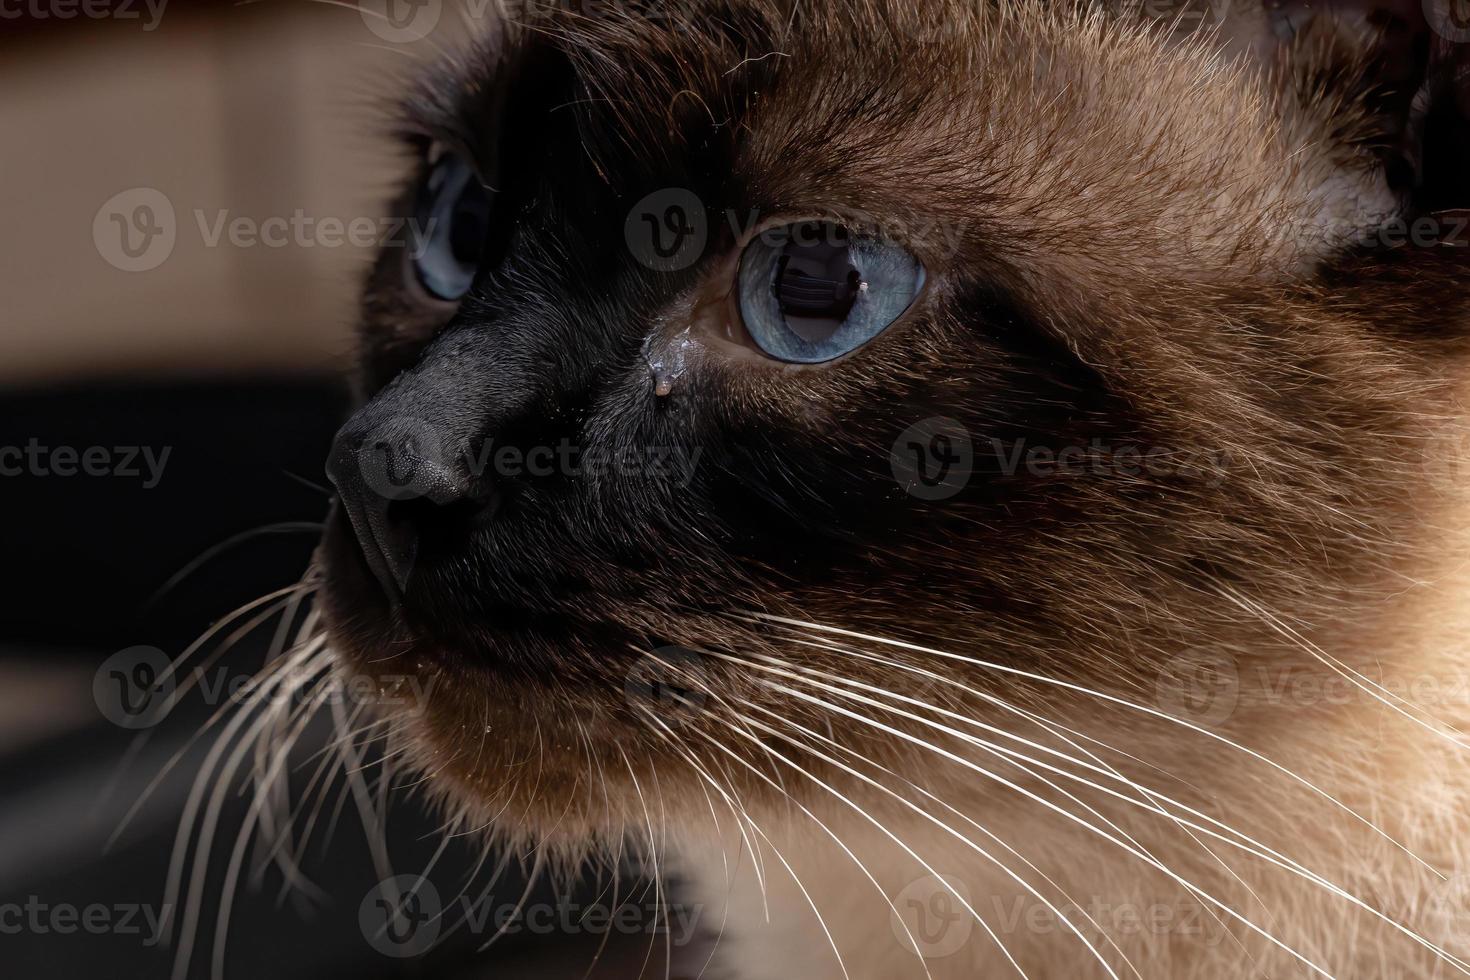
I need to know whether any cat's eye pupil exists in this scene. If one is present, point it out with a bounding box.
[450,198,488,264]
[736,218,923,364]
[772,224,862,342]
[412,150,492,302]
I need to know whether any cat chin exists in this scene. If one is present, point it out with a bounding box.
[338,661,781,858]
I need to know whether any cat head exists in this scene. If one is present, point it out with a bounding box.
[318,0,1470,843]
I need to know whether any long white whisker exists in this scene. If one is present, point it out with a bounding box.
[637,703,935,980]
[112,587,317,850]
[759,678,1346,980]
[170,639,329,980]
[640,723,854,980]
[734,693,1147,980]
[1217,585,1470,750]
[475,847,547,953]
[162,636,327,944]
[731,648,1470,973]
[744,613,1436,874]
[695,707,1037,980]
[213,650,344,980]
[772,634,1270,951]
[724,690,1137,980]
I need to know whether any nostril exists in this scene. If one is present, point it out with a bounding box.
[325,416,487,604]
[359,440,462,506]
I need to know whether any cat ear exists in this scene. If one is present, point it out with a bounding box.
[1259,0,1470,247]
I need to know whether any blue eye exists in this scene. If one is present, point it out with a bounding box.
[411,150,493,302]
[736,221,924,364]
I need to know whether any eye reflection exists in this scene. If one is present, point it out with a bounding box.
[737,220,923,363]
[411,149,493,302]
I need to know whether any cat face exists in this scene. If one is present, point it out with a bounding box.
[319,0,1470,840]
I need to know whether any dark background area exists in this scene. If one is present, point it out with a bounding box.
[2,380,343,652]
[0,381,695,978]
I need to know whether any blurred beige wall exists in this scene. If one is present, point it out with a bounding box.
[0,2,478,385]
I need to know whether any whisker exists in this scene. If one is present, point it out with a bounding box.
[754,677,1364,980]
[639,704,939,980]
[110,587,317,851]
[747,658,1464,974]
[327,677,404,893]
[694,707,1035,979]
[1216,584,1470,751]
[761,632,1269,957]
[732,693,1148,980]
[720,688,1128,979]
[743,613,1438,874]
[144,524,323,610]
[637,720,855,980]
[474,847,548,954]
[617,745,669,980]
[169,638,330,980]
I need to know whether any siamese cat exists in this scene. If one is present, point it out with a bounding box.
[192,0,1470,976]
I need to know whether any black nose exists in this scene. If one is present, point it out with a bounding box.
[325,414,480,603]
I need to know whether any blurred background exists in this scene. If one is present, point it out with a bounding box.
[1,3,696,976]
